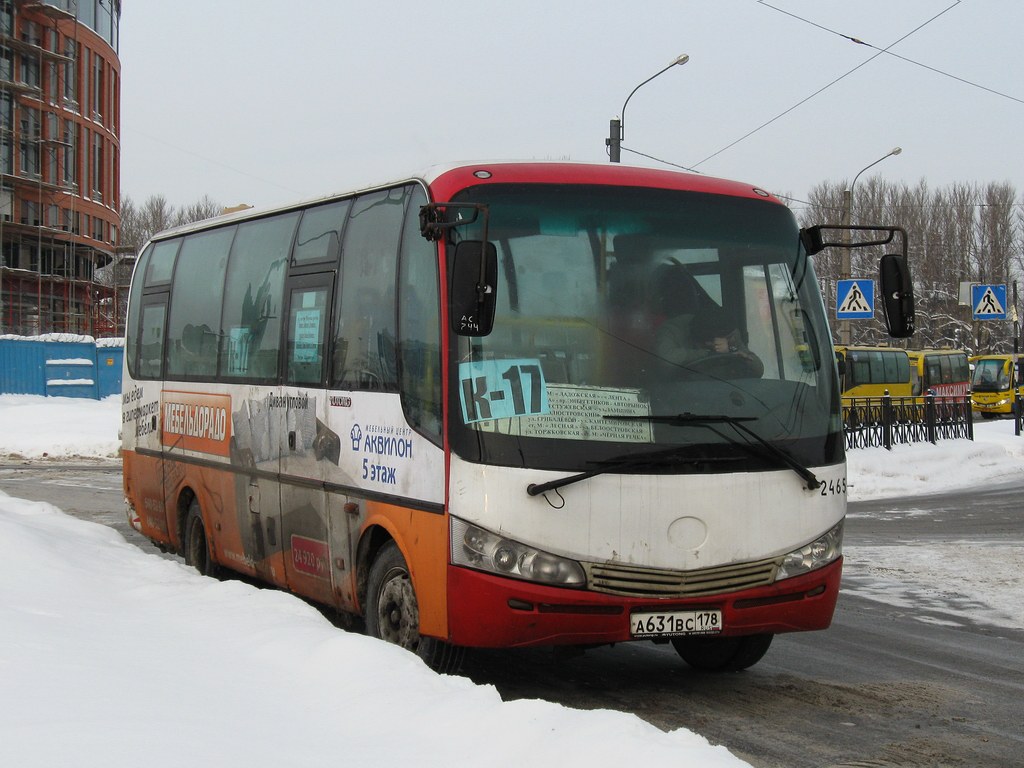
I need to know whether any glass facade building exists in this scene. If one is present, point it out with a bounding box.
[0,0,122,336]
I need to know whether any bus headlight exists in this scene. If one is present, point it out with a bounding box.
[450,517,586,587]
[775,522,843,581]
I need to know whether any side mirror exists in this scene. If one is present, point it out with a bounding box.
[879,253,915,338]
[449,240,498,337]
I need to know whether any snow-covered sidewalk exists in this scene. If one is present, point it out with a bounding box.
[2,394,1023,767]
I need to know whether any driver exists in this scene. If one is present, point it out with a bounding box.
[659,303,765,380]
[684,305,764,378]
[652,267,699,366]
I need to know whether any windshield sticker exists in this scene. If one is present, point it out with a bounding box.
[517,385,653,442]
[292,308,321,363]
[459,359,550,423]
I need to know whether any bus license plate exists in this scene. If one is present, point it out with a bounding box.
[630,610,722,638]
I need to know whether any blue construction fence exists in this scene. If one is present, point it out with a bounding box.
[0,335,124,399]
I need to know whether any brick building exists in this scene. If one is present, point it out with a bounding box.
[0,0,121,336]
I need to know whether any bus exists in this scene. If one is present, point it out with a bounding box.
[121,162,914,673]
[971,354,1023,418]
[906,349,970,402]
[834,346,912,399]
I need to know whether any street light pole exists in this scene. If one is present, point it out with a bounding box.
[607,54,689,163]
[839,146,902,345]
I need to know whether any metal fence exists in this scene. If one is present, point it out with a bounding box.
[843,392,975,450]
[1011,390,1023,438]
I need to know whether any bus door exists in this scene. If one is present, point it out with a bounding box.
[230,369,285,588]
[133,294,172,540]
[835,349,848,394]
[278,273,344,607]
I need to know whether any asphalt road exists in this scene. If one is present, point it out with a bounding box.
[2,462,1021,767]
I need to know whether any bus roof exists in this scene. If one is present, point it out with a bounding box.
[906,348,968,357]
[146,161,783,244]
[422,161,781,203]
[834,345,909,354]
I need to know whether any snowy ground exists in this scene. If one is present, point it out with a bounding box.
[843,422,1024,631]
[2,394,1023,767]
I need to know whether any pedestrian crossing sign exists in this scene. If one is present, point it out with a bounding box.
[836,279,874,319]
[971,284,1007,320]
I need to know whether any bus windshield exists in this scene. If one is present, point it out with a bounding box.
[971,357,1011,392]
[447,184,841,474]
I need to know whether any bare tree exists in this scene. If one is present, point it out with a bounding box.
[118,193,223,253]
[801,178,1022,351]
[108,193,224,336]
[173,195,223,228]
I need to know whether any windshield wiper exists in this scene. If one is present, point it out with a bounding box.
[525,447,740,497]
[605,412,822,491]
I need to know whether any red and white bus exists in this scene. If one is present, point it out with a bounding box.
[121,162,913,672]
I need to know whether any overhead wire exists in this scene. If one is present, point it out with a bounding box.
[129,127,303,198]
[757,1,1023,106]
[689,1,963,171]
[620,146,701,173]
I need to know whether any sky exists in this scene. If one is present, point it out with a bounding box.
[118,1,1024,214]
[1,394,1023,766]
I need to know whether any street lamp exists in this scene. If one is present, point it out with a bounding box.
[607,54,689,163]
[839,146,902,345]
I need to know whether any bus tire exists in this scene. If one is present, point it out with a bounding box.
[366,541,464,674]
[184,499,219,578]
[671,633,773,672]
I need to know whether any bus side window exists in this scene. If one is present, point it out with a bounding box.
[292,200,349,266]
[888,351,900,383]
[125,243,152,377]
[398,186,442,441]
[219,212,297,381]
[137,300,166,379]
[850,354,867,387]
[166,227,234,379]
[333,187,407,391]
[874,351,889,384]
[126,240,178,379]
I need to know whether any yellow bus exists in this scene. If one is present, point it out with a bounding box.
[834,346,912,399]
[970,354,1023,418]
[906,349,970,402]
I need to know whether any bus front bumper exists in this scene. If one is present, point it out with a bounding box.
[445,557,842,648]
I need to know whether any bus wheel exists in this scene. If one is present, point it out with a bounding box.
[671,633,773,672]
[184,499,218,578]
[366,541,464,674]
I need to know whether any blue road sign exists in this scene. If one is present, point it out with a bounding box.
[971,284,1007,320]
[836,279,874,319]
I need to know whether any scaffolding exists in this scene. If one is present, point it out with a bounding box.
[0,0,119,337]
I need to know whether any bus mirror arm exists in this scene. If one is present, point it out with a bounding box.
[800,224,907,258]
[419,203,488,241]
[800,224,915,339]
